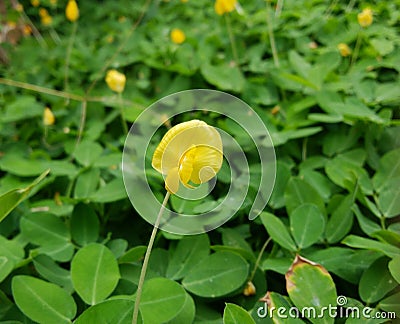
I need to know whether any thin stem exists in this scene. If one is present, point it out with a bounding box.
[380,216,386,230]
[350,30,362,68]
[225,14,239,66]
[64,22,78,96]
[132,191,171,324]
[249,237,272,282]
[70,100,87,161]
[19,11,47,48]
[266,0,280,68]
[118,92,129,134]
[275,0,284,17]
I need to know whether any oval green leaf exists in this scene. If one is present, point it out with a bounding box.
[290,204,325,249]
[182,251,249,298]
[71,243,120,305]
[12,275,76,324]
[223,303,255,324]
[261,212,297,252]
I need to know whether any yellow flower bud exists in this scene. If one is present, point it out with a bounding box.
[66,0,79,22]
[214,0,237,15]
[15,4,24,12]
[358,8,373,28]
[43,107,55,126]
[337,43,351,57]
[31,0,40,7]
[170,28,186,45]
[105,69,126,93]
[23,24,33,36]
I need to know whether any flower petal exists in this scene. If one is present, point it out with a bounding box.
[165,167,180,194]
[190,145,223,184]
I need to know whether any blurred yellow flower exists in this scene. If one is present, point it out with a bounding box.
[66,0,79,22]
[337,43,351,57]
[23,24,33,35]
[214,0,236,15]
[50,0,57,5]
[39,8,48,17]
[41,14,52,26]
[181,0,188,2]
[15,4,24,12]
[152,120,223,194]
[31,0,40,7]
[43,108,55,126]
[358,8,373,27]
[105,69,126,93]
[170,28,186,44]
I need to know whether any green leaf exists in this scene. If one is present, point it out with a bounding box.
[325,196,354,244]
[221,228,255,261]
[201,63,245,92]
[33,254,73,293]
[70,203,100,246]
[74,298,134,324]
[119,246,147,264]
[290,204,325,249]
[182,252,249,298]
[286,255,336,324]
[378,292,400,315]
[352,205,381,236]
[342,235,400,258]
[359,257,398,304]
[12,275,76,324]
[20,211,74,262]
[261,212,297,252]
[73,141,103,167]
[140,277,187,324]
[165,292,195,324]
[299,169,333,201]
[71,243,120,305]
[269,161,292,209]
[74,168,100,199]
[388,256,400,284]
[223,303,255,324]
[2,96,43,122]
[285,177,325,216]
[376,177,400,218]
[306,247,382,284]
[373,148,400,192]
[0,236,24,283]
[166,234,210,280]
[90,177,127,202]
[0,169,49,223]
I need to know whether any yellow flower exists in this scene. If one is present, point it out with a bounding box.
[152,120,223,194]
[66,0,79,22]
[31,0,40,7]
[50,0,57,5]
[43,107,55,126]
[39,8,48,17]
[105,69,126,93]
[170,28,186,44]
[41,14,52,26]
[15,4,24,12]
[23,24,33,35]
[181,0,188,2]
[214,0,236,15]
[358,8,373,28]
[337,43,351,57]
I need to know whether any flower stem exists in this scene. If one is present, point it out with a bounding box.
[132,191,171,324]
[225,14,239,66]
[350,30,362,68]
[118,92,128,134]
[249,237,271,282]
[266,0,280,68]
[64,21,78,97]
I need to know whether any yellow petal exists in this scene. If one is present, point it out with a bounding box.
[66,0,79,22]
[165,167,180,194]
[189,145,223,184]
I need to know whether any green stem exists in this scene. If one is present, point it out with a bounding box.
[350,30,362,68]
[266,0,280,68]
[249,237,271,282]
[64,22,78,96]
[118,92,129,134]
[225,14,239,66]
[380,216,386,230]
[132,191,171,324]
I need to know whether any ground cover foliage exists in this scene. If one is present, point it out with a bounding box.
[0,0,399,323]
